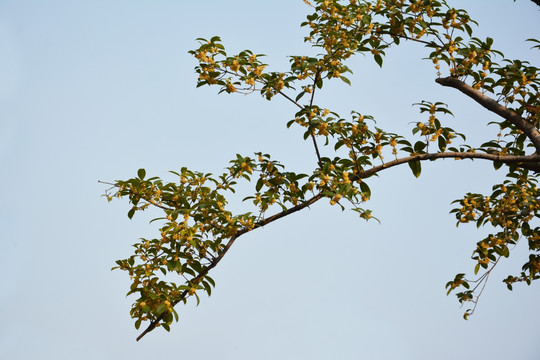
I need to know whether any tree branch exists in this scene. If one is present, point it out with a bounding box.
[135,148,540,340]
[376,30,440,47]
[435,76,540,151]
[278,91,304,110]
[136,192,323,341]
[355,152,540,179]
[309,68,323,167]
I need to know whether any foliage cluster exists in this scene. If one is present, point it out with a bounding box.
[105,0,540,339]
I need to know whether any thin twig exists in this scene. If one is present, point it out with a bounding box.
[278,91,305,110]
[309,68,323,167]
[376,30,439,47]
[468,255,502,316]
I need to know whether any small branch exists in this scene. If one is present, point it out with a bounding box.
[309,68,320,107]
[435,76,540,151]
[376,30,439,47]
[468,255,502,316]
[278,91,305,110]
[254,192,322,228]
[309,68,323,167]
[136,192,323,341]
[98,180,116,186]
[146,199,174,211]
[354,152,540,179]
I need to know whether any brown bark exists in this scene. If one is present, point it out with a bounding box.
[435,77,540,152]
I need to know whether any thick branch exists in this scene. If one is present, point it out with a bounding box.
[136,192,323,341]
[435,76,540,151]
[356,152,540,179]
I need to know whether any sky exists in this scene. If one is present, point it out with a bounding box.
[1,1,539,359]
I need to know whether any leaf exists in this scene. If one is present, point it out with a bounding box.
[522,221,531,236]
[156,303,168,315]
[286,119,296,128]
[137,168,146,180]
[359,181,371,197]
[127,207,135,219]
[413,141,426,153]
[149,217,166,224]
[205,276,216,287]
[438,136,447,151]
[202,281,212,296]
[408,160,422,178]
[526,38,540,50]
[374,54,383,67]
[256,178,263,192]
[340,76,351,86]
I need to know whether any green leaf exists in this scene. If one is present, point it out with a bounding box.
[127,207,135,219]
[374,54,383,67]
[340,76,351,86]
[359,181,371,197]
[295,91,306,101]
[156,303,168,315]
[149,217,166,224]
[413,141,426,153]
[408,160,422,178]
[137,168,146,180]
[205,276,216,287]
[202,281,212,296]
[135,318,142,330]
[438,136,447,151]
[256,178,263,192]
[522,221,531,236]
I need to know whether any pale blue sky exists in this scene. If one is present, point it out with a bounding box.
[1,1,539,359]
